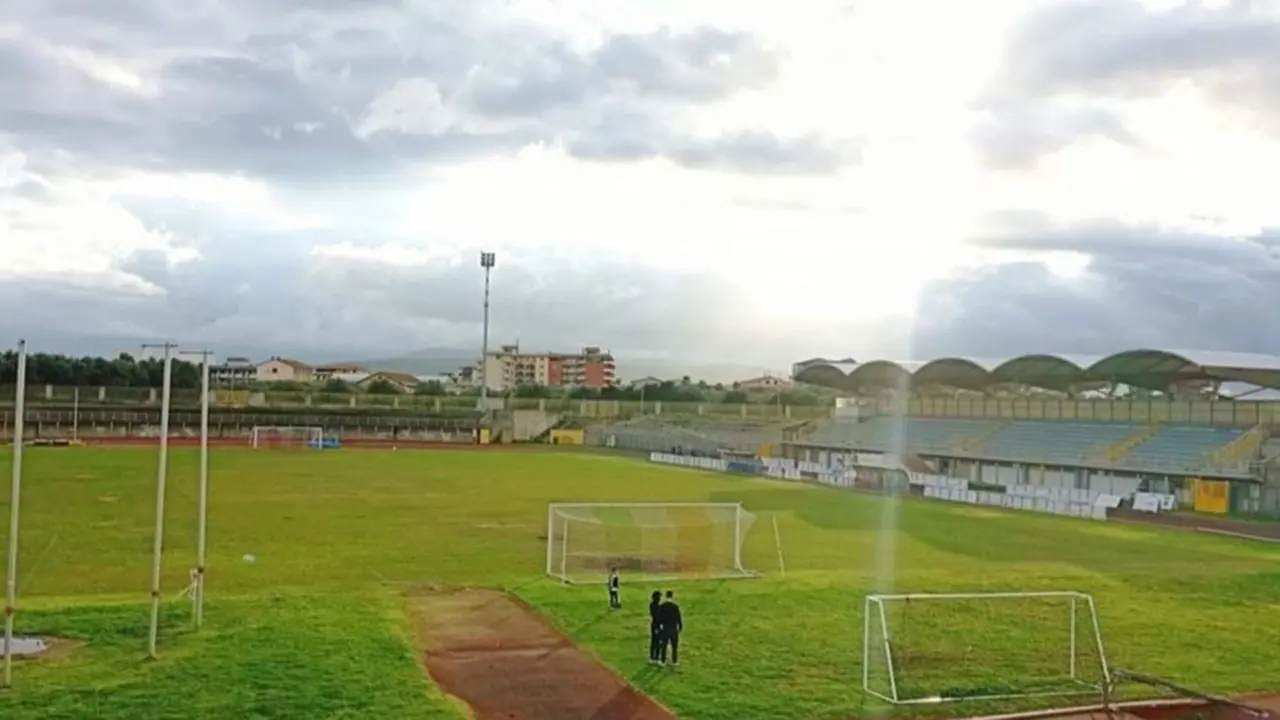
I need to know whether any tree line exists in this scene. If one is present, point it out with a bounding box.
[0,351,203,388]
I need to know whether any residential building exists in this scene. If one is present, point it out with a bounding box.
[314,364,366,382]
[357,371,422,392]
[736,374,792,392]
[628,376,665,388]
[468,343,617,391]
[256,357,314,383]
[211,357,256,386]
[563,346,615,388]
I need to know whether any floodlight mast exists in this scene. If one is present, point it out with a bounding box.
[478,251,496,408]
[180,349,213,630]
[2,340,29,689]
[143,342,177,659]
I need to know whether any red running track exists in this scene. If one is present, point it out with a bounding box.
[71,437,534,451]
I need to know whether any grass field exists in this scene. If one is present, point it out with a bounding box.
[1,446,1279,719]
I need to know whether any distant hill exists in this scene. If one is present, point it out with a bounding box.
[341,348,476,375]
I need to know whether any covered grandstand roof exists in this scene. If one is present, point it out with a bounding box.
[792,349,1280,394]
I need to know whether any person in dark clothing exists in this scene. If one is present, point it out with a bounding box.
[607,568,621,609]
[648,591,663,664]
[658,590,683,666]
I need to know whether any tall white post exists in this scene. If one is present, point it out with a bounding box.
[545,507,555,578]
[193,352,211,629]
[733,505,743,572]
[146,344,176,658]
[72,386,79,441]
[3,341,28,688]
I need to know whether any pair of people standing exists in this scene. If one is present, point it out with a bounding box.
[648,590,683,666]
[606,570,684,666]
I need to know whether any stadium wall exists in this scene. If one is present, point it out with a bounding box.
[884,396,1280,427]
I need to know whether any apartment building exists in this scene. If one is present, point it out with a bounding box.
[255,357,314,383]
[472,343,616,391]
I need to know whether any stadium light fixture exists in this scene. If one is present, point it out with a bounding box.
[479,251,496,408]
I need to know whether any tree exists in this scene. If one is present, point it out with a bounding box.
[514,384,553,398]
[321,378,352,393]
[365,378,401,394]
[722,390,749,404]
[0,350,202,388]
[415,380,447,396]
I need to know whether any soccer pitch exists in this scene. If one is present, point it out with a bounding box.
[2,447,1280,720]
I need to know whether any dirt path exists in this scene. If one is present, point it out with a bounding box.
[409,589,673,720]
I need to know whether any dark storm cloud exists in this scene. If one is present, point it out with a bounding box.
[0,0,852,182]
[911,216,1280,357]
[973,0,1280,168]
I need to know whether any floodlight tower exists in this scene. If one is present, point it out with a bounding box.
[479,251,496,408]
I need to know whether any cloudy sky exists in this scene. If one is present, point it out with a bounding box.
[3,0,1280,371]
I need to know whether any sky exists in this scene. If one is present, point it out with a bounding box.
[3,0,1280,373]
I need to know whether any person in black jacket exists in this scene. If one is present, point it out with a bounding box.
[658,590,683,666]
[607,568,621,609]
[648,591,663,664]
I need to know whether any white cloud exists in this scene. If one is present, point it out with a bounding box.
[3,0,1280,368]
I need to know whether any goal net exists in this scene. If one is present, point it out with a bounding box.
[250,426,324,449]
[863,591,1111,705]
[546,503,758,583]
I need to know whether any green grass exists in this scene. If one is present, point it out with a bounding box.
[1,447,1279,719]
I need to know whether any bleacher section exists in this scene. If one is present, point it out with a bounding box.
[587,417,784,454]
[800,417,1249,474]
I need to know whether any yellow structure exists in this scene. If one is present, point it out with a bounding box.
[549,429,584,445]
[1192,478,1229,514]
[478,428,491,445]
[216,390,250,407]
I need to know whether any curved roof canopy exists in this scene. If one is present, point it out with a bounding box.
[792,349,1280,394]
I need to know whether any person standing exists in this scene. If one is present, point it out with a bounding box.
[608,568,621,609]
[658,590,683,666]
[648,591,663,664]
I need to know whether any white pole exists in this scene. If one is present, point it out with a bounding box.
[72,386,79,441]
[733,505,743,571]
[545,507,555,578]
[146,344,175,658]
[195,352,210,629]
[560,516,569,581]
[3,340,29,688]
[772,515,786,578]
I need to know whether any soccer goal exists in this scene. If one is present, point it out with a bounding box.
[250,426,324,449]
[545,502,759,583]
[863,591,1111,705]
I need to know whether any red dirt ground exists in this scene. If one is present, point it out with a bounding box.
[409,589,672,720]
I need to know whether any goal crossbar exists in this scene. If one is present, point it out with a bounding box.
[862,590,1112,706]
[545,502,758,583]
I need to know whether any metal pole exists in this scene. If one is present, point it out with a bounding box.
[181,350,212,629]
[479,252,495,409]
[72,387,79,441]
[145,343,176,658]
[3,340,29,688]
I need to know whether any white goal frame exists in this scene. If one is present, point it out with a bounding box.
[545,502,757,583]
[250,425,324,449]
[862,591,1112,705]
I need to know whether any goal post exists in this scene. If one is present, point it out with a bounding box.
[250,426,324,449]
[545,502,759,583]
[863,591,1111,705]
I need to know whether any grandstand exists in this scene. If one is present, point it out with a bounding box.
[788,349,1280,514]
[586,415,790,455]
